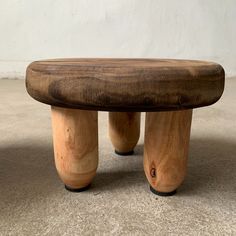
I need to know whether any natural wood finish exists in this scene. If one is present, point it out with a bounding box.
[51,106,98,189]
[26,58,225,112]
[109,112,141,153]
[144,109,192,193]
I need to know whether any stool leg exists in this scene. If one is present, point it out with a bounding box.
[109,112,141,155]
[51,106,98,191]
[144,110,192,196]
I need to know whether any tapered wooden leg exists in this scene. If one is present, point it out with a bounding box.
[51,106,98,191]
[144,110,192,196]
[109,112,141,155]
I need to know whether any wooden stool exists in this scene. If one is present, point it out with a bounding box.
[26,59,225,196]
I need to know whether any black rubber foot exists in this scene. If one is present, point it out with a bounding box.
[115,150,134,156]
[65,184,91,192]
[150,185,177,196]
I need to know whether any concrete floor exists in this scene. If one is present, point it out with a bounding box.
[0,79,235,235]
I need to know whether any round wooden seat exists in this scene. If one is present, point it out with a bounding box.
[26,58,224,111]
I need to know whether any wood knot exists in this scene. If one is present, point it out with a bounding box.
[150,168,156,178]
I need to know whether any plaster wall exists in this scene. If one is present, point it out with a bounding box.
[0,0,235,78]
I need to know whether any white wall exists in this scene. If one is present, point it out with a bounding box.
[0,0,235,78]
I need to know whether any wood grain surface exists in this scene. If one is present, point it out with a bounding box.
[51,106,98,189]
[109,112,141,153]
[26,58,225,111]
[144,109,192,193]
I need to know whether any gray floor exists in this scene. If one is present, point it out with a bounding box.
[0,79,235,236]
